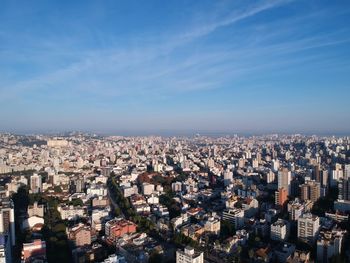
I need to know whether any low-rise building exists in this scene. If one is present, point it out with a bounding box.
[57,205,86,220]
[105,219,137,242]
[204,216,220,235]
[68,224,92,247]
[21,239,46,263]
[27,202,44,218]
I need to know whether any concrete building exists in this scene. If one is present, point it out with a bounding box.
[57,205,85,220]
[0,235,11,263]
[300,180,320,202]
[204,216,221,235]
[141,183,154,196]
[275,187,288,206]
[172,182,183,192]
[21,239,46,263]
[47,139,69,147]
[271,219,290,241]
[316,228,346,263]
[68,224,92,247]
[297,213,320,245]
[278,168,291,194]
[105,219,137,242]
[0,200,15,246]
[222,208,244,230]
[28,202,44,218]
[176,246,203,263]
[30,174,42,194]
[288,199,306,221]
[338,177,350,201]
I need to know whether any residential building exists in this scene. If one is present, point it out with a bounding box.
[68,224,92,247]
[176,246,203,263]
[30,174,42,194]
[21,239,46,263]
[278,168,291,195]
[316,228,346,263]
[222,208,244,230]
[275,187,288,206]
[271,219,290,241]
[0,199,15,246]
[28,202,44,218]
[297,213,320,245]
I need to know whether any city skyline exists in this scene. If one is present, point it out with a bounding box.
[1,0,350,134]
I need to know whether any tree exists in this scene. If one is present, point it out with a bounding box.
[114,207,121,216]
[220,220,235,240]
[54,185,63,193]
[149,251,162,263]
[68,198,83,206]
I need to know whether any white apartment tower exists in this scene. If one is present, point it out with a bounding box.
[297,213,320,245]
[222,208,245,230]
[270,219,290,241]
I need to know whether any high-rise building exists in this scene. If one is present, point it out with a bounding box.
[331,166,343,187]
[300,180,320,202]
[272,159,280,172]
[320,170,328,188]
[316,229,346,263]
[275,188,288,206]
[270,219,290,241]
[278,168,291,195]
[75,178,85,193]
[0,234,12,262]
[223,170,233,186]
[222,208,245,230]
[30,174,42,194]
[344,164,350,179]
[313,165,320,182]
[288,199,305,221]
[297,213,320,245]
[338,178,350,201]
[290,178,301,197]
[176,246,203,263]
[265,170,275,184]
[0,199,15,246]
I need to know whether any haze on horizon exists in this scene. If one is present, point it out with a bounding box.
[0,0,350,134]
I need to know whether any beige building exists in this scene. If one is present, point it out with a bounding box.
[204,216,221,235]
[176,246,203,263]
[297,213,320,245]
[47,139,69,147]
[28,202,44,218]
[68,224,92,247]
[300,180,320,202]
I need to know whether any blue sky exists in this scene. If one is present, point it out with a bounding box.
[0,0,350,135]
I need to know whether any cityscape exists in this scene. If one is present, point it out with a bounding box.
[1,1,350,263]
[0,133,349,262]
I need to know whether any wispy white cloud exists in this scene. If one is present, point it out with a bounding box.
[0,0,295,99]
[1,0,349,112]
